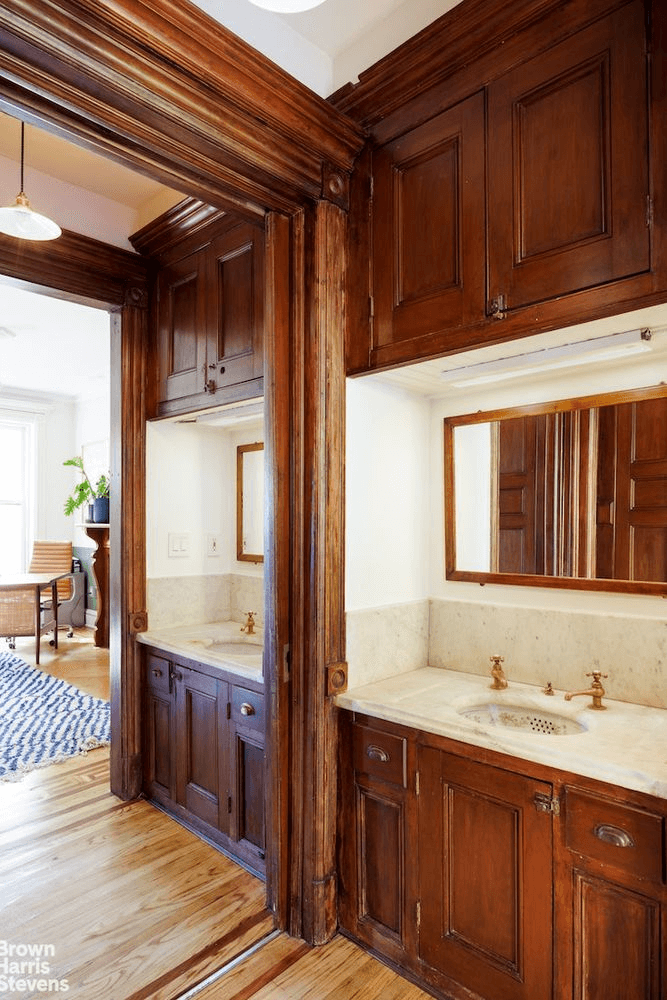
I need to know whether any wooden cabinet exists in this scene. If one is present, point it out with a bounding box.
[418,746,553,1000]
[558,786,665,1000]
[142,646,265,875]
[354,0,656,373]
[372,92,486,353]
[338,711,667,1000]
[487,2,649,315]
[134,202,265,417]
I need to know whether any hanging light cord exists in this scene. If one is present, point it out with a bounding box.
[19,121,25,195]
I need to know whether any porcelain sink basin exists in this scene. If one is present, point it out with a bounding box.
[206,640,263,655]
[458,701,586,736]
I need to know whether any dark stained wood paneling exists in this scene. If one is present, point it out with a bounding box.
[572,873,661,1000]
[372,92,485,362]
[488,3,649,312]
[174,665,228,834]
[157,252,206,403]
[357,787,403,938]
[419,746,553,1000]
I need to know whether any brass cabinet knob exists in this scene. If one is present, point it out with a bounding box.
[240,702,255,716]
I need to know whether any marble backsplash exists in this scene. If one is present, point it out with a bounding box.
[345,597,666,710]
[346,600,429,687]
[147,573,263,630]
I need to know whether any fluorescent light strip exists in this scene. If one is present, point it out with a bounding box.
[440,329,652,388]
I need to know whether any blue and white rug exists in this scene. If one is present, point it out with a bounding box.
[0,651,110,781]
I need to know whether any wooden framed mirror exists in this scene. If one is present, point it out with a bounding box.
[444,384,667,595]
[237,441,264,563]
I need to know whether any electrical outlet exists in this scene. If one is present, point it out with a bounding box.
[207,533,222,556]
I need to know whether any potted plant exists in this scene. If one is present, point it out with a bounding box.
[63,456,110,523]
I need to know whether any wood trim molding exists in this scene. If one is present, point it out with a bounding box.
[0,0,365,216]
[330,0,621,134]
[0,229,147,306]
[130,199,228,259]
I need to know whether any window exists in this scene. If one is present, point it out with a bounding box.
[0,417,34,574]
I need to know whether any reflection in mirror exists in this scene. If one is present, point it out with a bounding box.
[237,442,264,563]
[445,386,667,595]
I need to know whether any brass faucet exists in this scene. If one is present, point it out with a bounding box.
[489,655,508,690]
[564,670,608,710]
[240,611,256,635]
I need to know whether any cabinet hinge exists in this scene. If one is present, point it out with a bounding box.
[646,195,654,229]
[416,900,421,930]
[534,791,560,816]
[369,295,375,318]
[228,795,232,814]
[226,702,231,720]
[415,770,420,797]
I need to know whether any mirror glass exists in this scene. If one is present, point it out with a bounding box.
[237,442,264,563]
[445,386,667,594]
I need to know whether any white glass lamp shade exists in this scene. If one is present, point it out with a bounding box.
[0,191,62,241]
[247,0,326,11]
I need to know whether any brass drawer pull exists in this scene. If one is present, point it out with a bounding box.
[151,668,162,678]
[593,823,635,849]
[366,744,390,763]
[240,702,256,716]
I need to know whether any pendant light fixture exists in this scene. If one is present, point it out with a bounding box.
[247,0,326,12]
[0,121,62,241]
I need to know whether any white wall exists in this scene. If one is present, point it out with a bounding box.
[146,418,265,581]
[346,377,431,611]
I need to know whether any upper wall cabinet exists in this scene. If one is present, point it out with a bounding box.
[346,0,660,374]
[373,93,486,351]
[132,201,264,417]
[487,3,648,315]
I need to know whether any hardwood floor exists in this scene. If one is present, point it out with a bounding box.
[0,631,435,1000]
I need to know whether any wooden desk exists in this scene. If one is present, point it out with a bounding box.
[0,572,67,664]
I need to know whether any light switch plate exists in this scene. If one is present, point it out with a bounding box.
[168,532,190,557]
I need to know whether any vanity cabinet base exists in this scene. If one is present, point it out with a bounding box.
[338,710,667,1000]
[142,646,266,878]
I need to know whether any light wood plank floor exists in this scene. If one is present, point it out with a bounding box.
[0,631,435,1000]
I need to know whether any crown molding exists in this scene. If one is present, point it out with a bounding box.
[0,0,365,216]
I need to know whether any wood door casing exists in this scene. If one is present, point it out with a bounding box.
[488,2,649,312]
[418,746,553,1000]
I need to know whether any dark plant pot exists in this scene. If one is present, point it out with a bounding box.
[93,496,109,523]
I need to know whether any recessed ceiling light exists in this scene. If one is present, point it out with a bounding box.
[247,0,326,12]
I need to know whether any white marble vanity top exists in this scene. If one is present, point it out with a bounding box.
[138,620,263,681]
[336,667,667,800]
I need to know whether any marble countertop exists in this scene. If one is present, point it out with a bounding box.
[138,620,263,681]
[336,667,667,800]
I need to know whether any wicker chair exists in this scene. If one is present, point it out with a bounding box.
[0,541,75,658]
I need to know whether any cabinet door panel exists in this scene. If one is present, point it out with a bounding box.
[488,3,649,311]
[207,222,264,390]
[157,253,206,403]
[372,91,485,358]
[357,785,404,941]
[232,730,265,856]
[419,746,553,1000]
[175,667,228,834]
[572,872,661,1000]
[144,689,174,800]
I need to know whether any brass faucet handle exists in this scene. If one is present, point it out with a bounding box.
[587,671,608,685]
[489,654,508,689]
[490,655,505,667]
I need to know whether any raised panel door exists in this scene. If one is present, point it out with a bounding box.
[207,222,264,392]
[488,2,649,312]
[372,91,485,364]
[174,664,229,835]
[571,871,661,1000]
[418,746,553,1000]
[156,250,207,404]
[230,726,265,868]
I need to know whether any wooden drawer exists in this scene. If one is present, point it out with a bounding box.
[565,787,664,884]
[353,723,406,788]
[231,685,265,734]
[146,653,171,696]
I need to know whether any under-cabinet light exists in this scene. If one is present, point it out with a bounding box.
[439,329,652,388]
